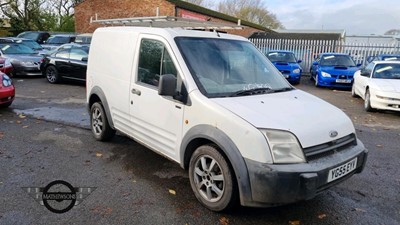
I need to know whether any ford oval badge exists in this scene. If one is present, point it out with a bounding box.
[329,130,338,138]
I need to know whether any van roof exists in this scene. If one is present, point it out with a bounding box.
[94,26,247,41]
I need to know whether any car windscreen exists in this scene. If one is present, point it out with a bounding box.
[17,32,39,40]
[46,36,71,44]
[372,64,400,79]
[0,43,36,54]
[320,55,356,67]
[382,56,400,61]
[19,40,43,50]
[267,52,297,63]
[175,37,291,98]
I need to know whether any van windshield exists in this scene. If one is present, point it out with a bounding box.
[175,37,291,98]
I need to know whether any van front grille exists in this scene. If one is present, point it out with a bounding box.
[303,133,357,161]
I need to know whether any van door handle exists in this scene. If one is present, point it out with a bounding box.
[131,88,141,96]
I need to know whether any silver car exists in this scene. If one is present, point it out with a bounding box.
[0,43,43,76]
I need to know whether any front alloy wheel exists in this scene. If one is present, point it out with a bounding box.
[46,66,60,84]
[364,89,375,112]
[90,102,116,141]
[189,145,237,212]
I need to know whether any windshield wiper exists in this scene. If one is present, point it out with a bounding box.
[230,87,273,97]
[270,87,294,93]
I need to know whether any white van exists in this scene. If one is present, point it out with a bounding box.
[87,26,367,211]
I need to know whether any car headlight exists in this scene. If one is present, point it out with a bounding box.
[293,68,301,74]
[262,129,306,163]
[20,61,35,66]
[4,58,12,67]
[321,71,331,77]
[2,74,12,87]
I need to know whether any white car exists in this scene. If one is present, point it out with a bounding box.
[352,61,400,112]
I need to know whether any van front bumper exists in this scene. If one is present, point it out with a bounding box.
[242,140,367,207]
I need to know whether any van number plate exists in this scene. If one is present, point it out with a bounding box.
[327,158,357,183]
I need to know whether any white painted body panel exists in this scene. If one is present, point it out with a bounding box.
[211,90,355,149]
[87,26,357,165]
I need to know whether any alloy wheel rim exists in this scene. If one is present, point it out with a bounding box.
[193,155,225,202]
[365,92,370,108]
[47,68,56,82]
[92,107,103,135]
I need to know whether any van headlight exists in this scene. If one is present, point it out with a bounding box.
[321,71,331,77]
[262,129,306,163]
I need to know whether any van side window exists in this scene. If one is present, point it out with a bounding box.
[138,39,177,86]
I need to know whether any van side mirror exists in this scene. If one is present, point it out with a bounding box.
[356,63,361,67]
[158,74,177,96]
[313,61,318,65]
[82,57,88,62]
[297,60,302,63]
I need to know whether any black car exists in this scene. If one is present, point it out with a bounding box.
[41,43,89,84]
[17,31,51,44]
[0,43,43,76]
[41,34,77,51]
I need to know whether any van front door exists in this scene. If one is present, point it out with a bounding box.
[129,37,184,161]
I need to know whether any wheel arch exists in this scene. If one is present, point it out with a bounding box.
[180,124,252,205]
[88,86,114,129]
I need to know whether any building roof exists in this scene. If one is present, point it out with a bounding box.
[166,0,269,31]
[249,30,342,41]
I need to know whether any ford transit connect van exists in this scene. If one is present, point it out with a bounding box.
[87,27,367,211]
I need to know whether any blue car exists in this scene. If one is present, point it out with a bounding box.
[266,50,302,84]
[310,53,361,88]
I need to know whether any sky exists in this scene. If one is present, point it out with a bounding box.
[264,0,400,35]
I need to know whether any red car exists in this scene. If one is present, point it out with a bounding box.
[0,56,13,76]
[0,72,15,107]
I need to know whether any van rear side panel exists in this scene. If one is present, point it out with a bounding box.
[88,28,139,126]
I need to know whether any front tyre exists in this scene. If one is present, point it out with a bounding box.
[90,102,116,141]
[351,83,358,97]
[189,145,238,212]
[364,89,375,112]
[46,66,61,84]
[315,75,320,87]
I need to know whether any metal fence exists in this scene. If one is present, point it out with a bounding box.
[249,38,400,74]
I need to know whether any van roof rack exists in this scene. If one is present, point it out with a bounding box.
[90,15,244,30]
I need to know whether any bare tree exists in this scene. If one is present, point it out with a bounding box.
[217,0,283,29]
[0,0,48,32]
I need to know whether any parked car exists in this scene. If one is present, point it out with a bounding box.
[266,50,302,84]
[310,53,361,88]
[42,34,77,51]
[0,72,15,108]
[0,56,13,76]
[74,33,92,44]
[366,54,400,64]
[0,43,43,76]
[0,37,48,55]
[41,43,89,84]
[16,31,51,44]
[87,26,367,212]
[352,61,400,112]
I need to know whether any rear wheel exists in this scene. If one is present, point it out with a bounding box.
[364,89,375,112]
[90,102,116,141]
[189,145,238,212]
[46,66,61,84]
